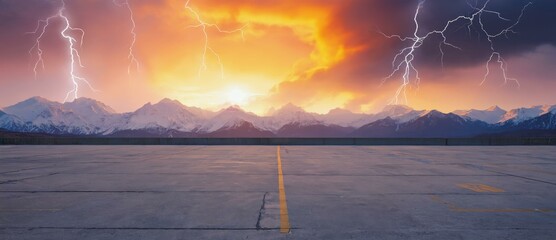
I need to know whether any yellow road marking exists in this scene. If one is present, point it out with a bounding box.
[457,183,505,193]
[431,195,552,213]
[276,146,291,234]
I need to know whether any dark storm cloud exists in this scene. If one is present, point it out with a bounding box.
[378,0,556,68]
[1,0,552,75]
[325,0,556,71]
[266,0,556,109]
[1,0,554,112]
[0,0,58,58]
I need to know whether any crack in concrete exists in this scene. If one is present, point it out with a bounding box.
[281,173,504,177]
[0,190,269,194]
[0,226,297,231]
[463,163,556,186]
[255,191,269,230]
[58,172,276,176]
[0,173,59,184]
[0,166,52,174]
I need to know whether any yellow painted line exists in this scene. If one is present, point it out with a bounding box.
[457,183,505,193]
[431,195,552,213]
[276,146,291,234]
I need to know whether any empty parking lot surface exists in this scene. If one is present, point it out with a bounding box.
[1,145,555,239]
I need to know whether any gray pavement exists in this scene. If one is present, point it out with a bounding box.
[0,145,555,239]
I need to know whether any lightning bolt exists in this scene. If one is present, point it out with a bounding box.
[28,0,96,102]
[113,0,139,75]
[380,0,532,105]
[184,0,247,80]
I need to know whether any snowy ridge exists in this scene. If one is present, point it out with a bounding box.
[453,106,506,124]
[0,110,29,131]
[318,108,367,127]
[1,97,555,136]
[264,103,321,130]
[3,97,120,134]
[499,105,556,124]
[197,106,263,132]
[121,98,202,132]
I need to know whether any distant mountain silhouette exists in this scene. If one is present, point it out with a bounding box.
[1,96,555,137]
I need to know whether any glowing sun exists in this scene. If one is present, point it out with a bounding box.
[226,87,250,105]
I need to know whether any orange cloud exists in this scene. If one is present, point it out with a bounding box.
[1,0,555,113]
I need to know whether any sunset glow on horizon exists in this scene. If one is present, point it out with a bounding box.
[1,0,555,115]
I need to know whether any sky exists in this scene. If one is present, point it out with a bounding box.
[1,0,555,115]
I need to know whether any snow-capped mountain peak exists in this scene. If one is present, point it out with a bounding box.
[272,103,305,115]
[501,105,545,124]
[265,103,320,129]
[376,105,426,123]
[123,98,201,132]
[487,105,504,112]
[3,96,62,121]
[63,97,116,115]
[1,96,555,137]
[198,105,262,132]
[381,105,414,115]
[453,105,507,124]
[542,104,556,114]
[272,103,315,119]
[2,97,118,134]
[139,98,191,114]
[158,97,181,105]
[219,105,249,114]
[319,108,368,127]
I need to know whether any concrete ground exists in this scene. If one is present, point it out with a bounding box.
[0,145,555,240]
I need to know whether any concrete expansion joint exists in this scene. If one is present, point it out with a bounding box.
[0,166,48,174]
[466,163,556,186]
[0,172,59,184]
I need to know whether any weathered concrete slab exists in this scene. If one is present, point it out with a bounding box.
[1,146,555,239]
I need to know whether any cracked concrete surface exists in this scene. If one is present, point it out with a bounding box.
[1,145,556,239]
[255,192,268,230]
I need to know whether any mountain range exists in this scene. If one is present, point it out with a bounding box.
[1,96,555,138]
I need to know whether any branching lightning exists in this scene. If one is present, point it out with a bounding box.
[28,0,96,102]
[184,0,247,80]
[113,0,139,75]
[379,0,532,105]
